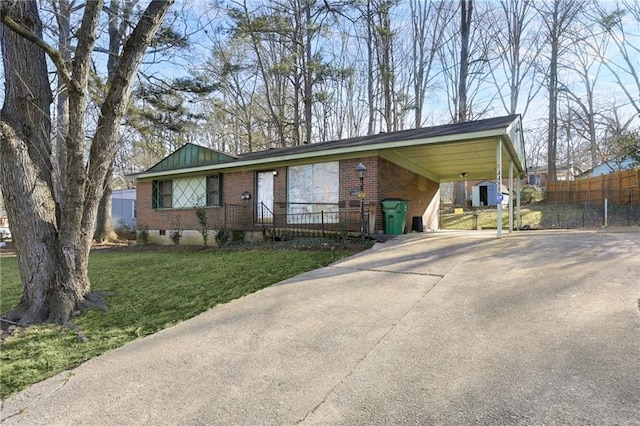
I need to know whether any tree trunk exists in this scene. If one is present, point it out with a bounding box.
[54,0,72,206]
[453,0,472,207]
[94,164,118,242]
[458,0,472,124]
[304,0,313,144]
[0,2,85,325]
[94,1,125,244]
[547,4,559,182]
[366,0,375,135]
[1,0,174,325]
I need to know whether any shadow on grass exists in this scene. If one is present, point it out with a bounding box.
[0,244,366,398]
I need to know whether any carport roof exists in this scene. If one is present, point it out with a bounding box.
[137,115,526,183]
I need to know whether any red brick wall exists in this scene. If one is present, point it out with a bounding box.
[377,158,439,232]
[136,180,222,231]
[136,159,438,237]
[339,157,438,232]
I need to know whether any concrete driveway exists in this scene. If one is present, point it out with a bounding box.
[2,230,639,425]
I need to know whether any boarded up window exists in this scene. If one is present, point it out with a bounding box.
[152,175,223,209]
[173,177,206,208]
[287,162,339,223]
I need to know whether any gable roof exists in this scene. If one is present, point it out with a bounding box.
[137,115,526,183]
[147,143,237,173]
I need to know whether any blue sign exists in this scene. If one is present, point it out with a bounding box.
[497,194,504,203]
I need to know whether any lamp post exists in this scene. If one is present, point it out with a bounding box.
[356,163,367,241]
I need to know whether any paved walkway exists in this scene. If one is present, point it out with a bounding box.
[2,230,639,425]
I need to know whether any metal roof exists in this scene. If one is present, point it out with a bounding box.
[137,115,526,183]
[146,143,237,173]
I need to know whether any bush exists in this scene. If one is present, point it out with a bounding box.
[215,228,232,247]
[115,222,136,241]
[170,216,183,246]
[522,185,543,203]
[136,225,149,245]
[195,206,209,247]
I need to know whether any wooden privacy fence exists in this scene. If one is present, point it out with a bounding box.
[546,169,640,206]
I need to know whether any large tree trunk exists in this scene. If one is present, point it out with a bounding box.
[1,0,174,325]
[0,1,84,325]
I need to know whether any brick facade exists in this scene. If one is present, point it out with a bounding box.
[137,156,439,243]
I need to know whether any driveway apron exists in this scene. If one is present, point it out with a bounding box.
[2,230,639,425]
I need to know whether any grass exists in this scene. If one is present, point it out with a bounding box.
[441,202,640,230]
[0,244,366,399]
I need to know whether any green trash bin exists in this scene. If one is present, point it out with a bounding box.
[381,199,410,235]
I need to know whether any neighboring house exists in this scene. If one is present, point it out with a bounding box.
[525,166,546,188]
[135,115,526,244]
[470,180,509,207]
[579,158,635,178]
[112,189,137,229]
[525,164,582,189]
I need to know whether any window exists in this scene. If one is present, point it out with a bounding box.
[153,175,222,209]
[206,174,221,206]
[287,162,339,223]
[152,180,173,209]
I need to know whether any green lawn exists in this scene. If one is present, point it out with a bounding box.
[441,202,639,230]
[0,245,360,399]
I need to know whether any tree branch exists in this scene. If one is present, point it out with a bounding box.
[0,14,72,87]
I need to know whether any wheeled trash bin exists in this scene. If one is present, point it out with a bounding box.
[381,199,410,235]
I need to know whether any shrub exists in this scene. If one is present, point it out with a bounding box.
[170,216,183,246]
[195,206,209,247]
[522,185,543,204]
[136,224,149,245]
[115,222,136,241]
[215,228,232,247]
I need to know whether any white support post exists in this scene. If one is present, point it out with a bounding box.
[496,139,503,238]
[509,160,514,233]
[517,175,522,230]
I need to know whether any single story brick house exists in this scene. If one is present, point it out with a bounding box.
[135,115,526,244]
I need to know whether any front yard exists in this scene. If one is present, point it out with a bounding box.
[0,243,367,399]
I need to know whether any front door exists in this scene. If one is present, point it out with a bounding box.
[256,171,274,222]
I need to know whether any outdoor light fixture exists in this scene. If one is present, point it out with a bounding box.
[356,163,367,241]
[241,191,251,200]
[460,172,467,178]
[272,170,278,176]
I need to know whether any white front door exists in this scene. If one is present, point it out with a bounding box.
[257,171,274,221]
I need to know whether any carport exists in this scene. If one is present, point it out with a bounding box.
[364,115,527,238]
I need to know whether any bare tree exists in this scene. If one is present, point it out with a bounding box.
[535,0,581,182]
[557,20,607,168]
[595,0,640,117]
[1,0,174,325]
[408,0,453,128]
[489,0,543,117]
